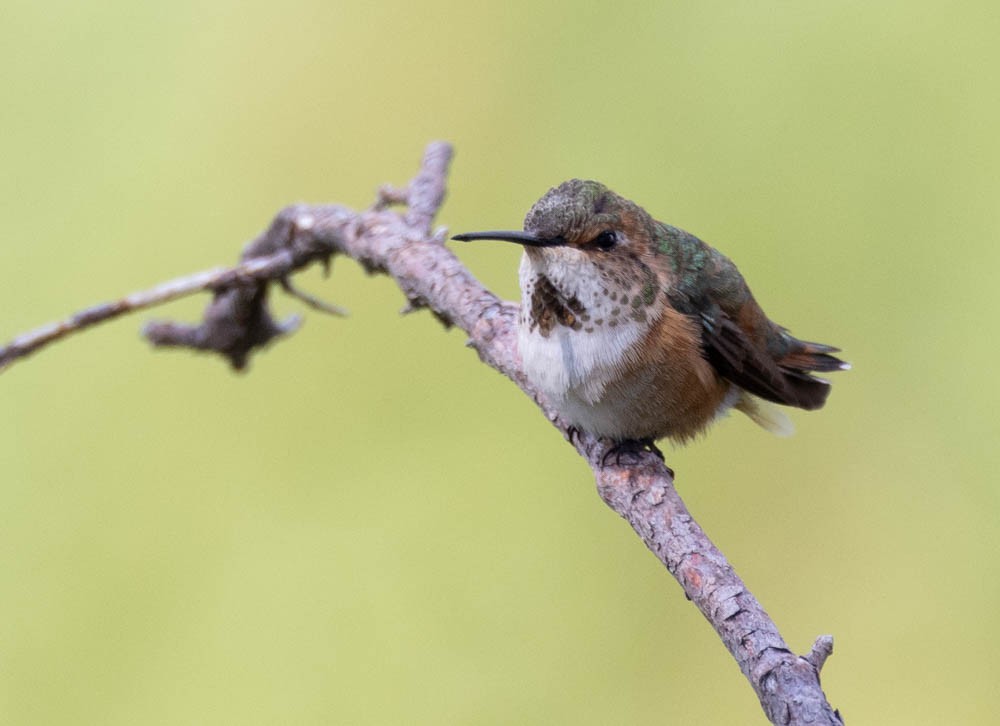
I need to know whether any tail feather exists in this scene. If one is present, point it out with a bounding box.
[769,337,848,410]
[779,339,850,373]
[699,309,848,413]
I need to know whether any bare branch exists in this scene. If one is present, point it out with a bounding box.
[590,456,843,725]
[0,222,342,372]
[0,141,843,724]
[0,263,258,371]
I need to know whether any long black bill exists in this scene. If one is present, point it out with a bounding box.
[451,230,564,247]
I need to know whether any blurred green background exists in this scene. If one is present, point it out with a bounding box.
[2,1,997,724]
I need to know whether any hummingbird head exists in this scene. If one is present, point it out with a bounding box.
[522,179,649,251]
[454,180,666,339]
[453,180,659,275]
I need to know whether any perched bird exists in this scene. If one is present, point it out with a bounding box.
[454,180,848,458]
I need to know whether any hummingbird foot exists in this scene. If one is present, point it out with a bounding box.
[640,437,665,462]
[566,426,583,448]
[600,438,673,476]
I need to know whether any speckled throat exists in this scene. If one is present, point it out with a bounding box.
[524,264,663,340]
[527,274,586,337]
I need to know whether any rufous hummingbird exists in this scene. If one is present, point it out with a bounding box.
[454,180,848,458]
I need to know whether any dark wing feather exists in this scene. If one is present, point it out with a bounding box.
[698,309,836,410]
[659,222,847,411]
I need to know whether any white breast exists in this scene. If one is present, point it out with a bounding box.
[518,318,644,403]
[516,251,648,407]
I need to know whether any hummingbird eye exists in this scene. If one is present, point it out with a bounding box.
[591,230,617,251]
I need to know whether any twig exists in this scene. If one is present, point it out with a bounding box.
[0,263,255,371]
[0,141,843,724]
[0,225,343,371]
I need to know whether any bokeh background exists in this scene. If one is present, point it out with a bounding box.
[2,2,997,724]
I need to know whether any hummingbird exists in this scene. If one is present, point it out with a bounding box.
[453,180,848,458]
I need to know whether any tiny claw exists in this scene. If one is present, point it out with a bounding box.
[600,440,644,467]
[640,438,665,461]
[567,426,580,447]
[600,438,673,476]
